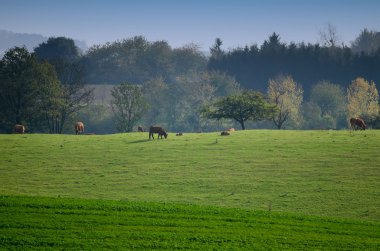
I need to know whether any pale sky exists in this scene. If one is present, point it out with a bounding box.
[1,0,379,51]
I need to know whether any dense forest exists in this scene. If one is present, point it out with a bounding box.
[1,29,380,134]
[208,32,380,96]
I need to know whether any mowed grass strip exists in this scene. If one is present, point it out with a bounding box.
[0,130,379,221]
[0,195,379,250]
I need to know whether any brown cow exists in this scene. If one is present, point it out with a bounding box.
[350,118,366,130]
[14,124,25,134]
[228,127,235,132]
[350,117,366,130]
[149,126,168,139]
[75,122,85,135]
[138,126,144,132]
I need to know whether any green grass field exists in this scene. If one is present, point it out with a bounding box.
[0,130,379,249]
[1,195,379,250]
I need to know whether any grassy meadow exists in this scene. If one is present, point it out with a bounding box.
[1,195,379,250]
[0,130,379,249]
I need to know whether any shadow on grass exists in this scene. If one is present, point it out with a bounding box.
[128,139,151,144]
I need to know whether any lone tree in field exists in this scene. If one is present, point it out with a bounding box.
[202,91,276,130]
[111,83,148,132]
[267,75,303,129]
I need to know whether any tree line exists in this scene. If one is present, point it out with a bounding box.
[208,31,380,96]
[1,29,380,133]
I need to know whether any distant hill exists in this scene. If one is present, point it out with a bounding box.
[0,29,88,56]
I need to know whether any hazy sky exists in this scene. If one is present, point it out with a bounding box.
[1,0,379,51]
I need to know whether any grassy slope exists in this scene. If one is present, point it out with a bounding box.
[0,130,379,222]
[1,195,379,250]
[1,130,380,249]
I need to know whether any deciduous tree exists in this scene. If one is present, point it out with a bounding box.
[0,47,62,132]
[142,77,169,127]
[34,37,93,133]
[34,37,80,62]
[309,81,347,129]
[351,29,380,55]
[175,72,216,131]
[347,77,379,122]
[267,75,303,129]
[202,91,276,130]
[111,83,148,132]
[319,22,340,47]
[172,43,207,74]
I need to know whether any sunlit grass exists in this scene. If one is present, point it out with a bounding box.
[0,130,379,221]
[1,195,379,250]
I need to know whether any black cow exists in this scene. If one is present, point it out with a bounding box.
[149,126,168,139]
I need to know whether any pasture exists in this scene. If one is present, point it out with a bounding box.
[1,195,379,250]
[0,130,379,249]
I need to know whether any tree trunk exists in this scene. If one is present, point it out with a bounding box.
[238,120,245,130]
[274,118,284,129]
[59,112,67,134]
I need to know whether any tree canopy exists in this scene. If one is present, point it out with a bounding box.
[267,75,303,129]
[207,33,380,96]
[111,83,148,132]
[34,37,93,133]
[202,91,276,130]
[347,77,379,122]
[34,37,80,62]
[2,30,380,133]
[81,36,207,85]
[0,47,62,132]
[351,29,380,55]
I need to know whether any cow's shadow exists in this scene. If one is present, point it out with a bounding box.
[129,139,150,144]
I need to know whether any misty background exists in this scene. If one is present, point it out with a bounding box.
[1,1,380,134]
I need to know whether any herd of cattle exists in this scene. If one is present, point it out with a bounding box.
[13,122,171,139]
[12,117,368,136]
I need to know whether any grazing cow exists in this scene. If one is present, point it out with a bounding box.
[149,126,168,139]
[221,131,230,136]
[138,126,144,132]
[176,132,183,136]
[14,124,25,134]
[75,122,85,135]
[350,118,366,130]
